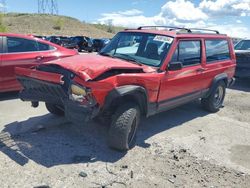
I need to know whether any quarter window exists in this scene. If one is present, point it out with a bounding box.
[37,42,55,51]
[205,40,230,63]
[171,41,201,66]
[7,37,38,53]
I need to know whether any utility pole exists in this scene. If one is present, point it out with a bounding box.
[38,0,58,15]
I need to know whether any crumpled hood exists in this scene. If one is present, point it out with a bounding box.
[44,54,147,81]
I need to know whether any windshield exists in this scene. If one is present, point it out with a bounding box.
[100,32,173,67]
[235,40,250,50]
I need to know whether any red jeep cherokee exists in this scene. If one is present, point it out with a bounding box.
[15,26,236,151]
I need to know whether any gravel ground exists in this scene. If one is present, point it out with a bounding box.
[0,79,249,188]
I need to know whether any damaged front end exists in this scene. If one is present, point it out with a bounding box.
[16,65,100,124]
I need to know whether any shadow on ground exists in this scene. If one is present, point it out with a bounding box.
[0,101,209,167]
[0,92,19,101]
[230,78,250,92]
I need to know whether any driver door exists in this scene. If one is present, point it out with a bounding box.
[158,39,206,111]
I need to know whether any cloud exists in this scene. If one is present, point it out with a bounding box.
[200,0,250,17]
[96,0,250,38]
[161,0,208,21]
[209,24,250,38]
[236,19,242,23]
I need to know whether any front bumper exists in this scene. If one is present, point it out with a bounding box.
[18,76,99,123]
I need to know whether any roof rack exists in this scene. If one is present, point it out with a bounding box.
[137,26,191,33]
[188,28,220,34]
[127,26,220,35]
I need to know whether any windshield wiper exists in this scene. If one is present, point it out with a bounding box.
[113,53,143,66]
[99,52,114,58]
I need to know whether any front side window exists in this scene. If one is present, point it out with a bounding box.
[205,40,230,63]
[100,32,173,67]
[7,37,38,53]
[171,41,201,67]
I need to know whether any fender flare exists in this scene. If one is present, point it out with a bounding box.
[102,85,149,115]
[205,73,228,98]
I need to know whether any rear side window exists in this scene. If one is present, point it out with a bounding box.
[37,42,56,51]
[205,40,230,63]
[171,40,201,67]
[7,37,38,53]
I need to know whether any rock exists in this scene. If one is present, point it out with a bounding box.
[179,149,187,153]
[173,154,179,161]
[79,171,87,178]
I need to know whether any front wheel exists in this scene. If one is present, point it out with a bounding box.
[201,81,226,112]
[45,103,64,116]
[107,103,140,151]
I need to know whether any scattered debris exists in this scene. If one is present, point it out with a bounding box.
[121,165,128,169]
[34,186,50,188]
[32,126,46,133]
[130,170,134,179]
[79,171,88,178]
[105,163,117,175]
[168,178,175,184]
[200,136,206,142]
[235,172,245,177]
[72,155,92,163]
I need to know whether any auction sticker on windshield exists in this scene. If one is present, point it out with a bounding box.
[153,35,173,44]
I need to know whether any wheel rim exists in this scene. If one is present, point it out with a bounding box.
[213,86,224,108]
[128,117,137,145]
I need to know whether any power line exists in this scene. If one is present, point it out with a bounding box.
[38,0,58,15]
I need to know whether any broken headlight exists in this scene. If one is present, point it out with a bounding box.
[69,84,96,106]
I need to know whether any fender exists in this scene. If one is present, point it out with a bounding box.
[205,73,228,98]
[102,85,149,115]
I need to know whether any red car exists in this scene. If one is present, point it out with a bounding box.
[16,26,236,151]
[0,33,78,92]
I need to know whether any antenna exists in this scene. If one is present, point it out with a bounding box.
[0,0,6,13]
[38,0,58,15]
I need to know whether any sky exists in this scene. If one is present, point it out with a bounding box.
[2,0,250,38]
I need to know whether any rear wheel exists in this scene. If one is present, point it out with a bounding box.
[107,103,140,151]
[45,103,64,116]
[201,81,226,112]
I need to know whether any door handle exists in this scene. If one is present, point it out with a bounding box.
[196,68,206,72]
[35,56,44,61]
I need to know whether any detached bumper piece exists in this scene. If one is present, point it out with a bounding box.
[18,76,67,104]
[17,76,99,123]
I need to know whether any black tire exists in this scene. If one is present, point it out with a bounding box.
[108,103,140,151]
[201,81,226,113]
[45,103,64,116]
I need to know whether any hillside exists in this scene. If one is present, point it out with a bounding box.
[2,13,122,38]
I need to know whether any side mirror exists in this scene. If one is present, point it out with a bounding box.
[168,61,183,71]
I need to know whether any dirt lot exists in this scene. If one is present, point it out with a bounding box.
[0,79,250,188]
